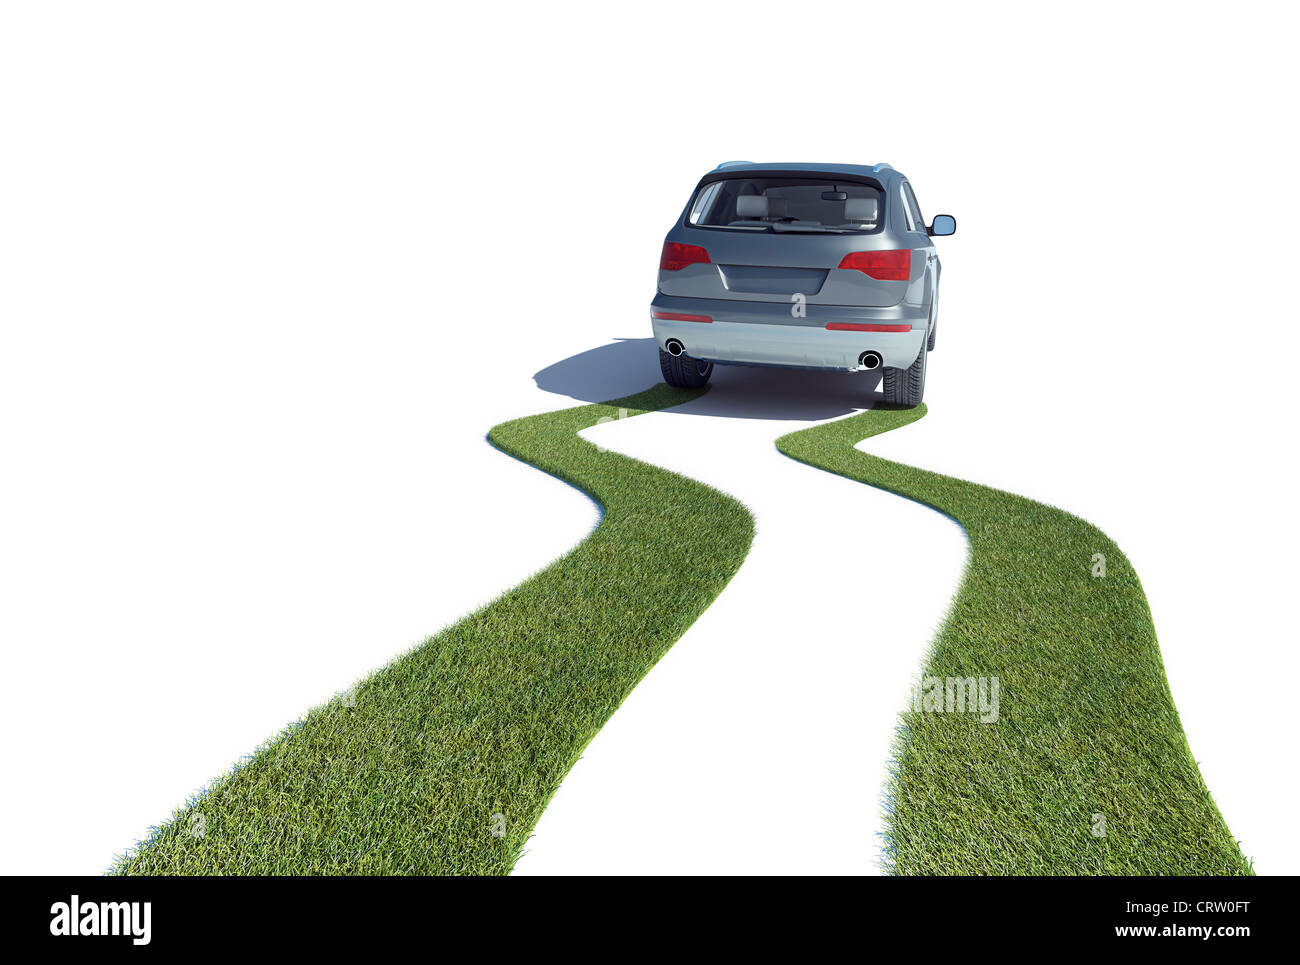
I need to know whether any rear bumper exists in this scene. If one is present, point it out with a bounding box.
[650,294,927,371]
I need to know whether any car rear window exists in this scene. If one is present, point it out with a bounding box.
[687,177,884,233]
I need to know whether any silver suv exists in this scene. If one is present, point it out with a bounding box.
[651,161,955,406]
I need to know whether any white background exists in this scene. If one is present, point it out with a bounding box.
[2,1,1297,875]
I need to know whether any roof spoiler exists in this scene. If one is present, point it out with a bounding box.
[714,160,894,174]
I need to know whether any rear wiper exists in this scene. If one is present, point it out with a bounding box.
[770,224,854,234]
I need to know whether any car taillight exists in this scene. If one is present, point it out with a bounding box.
[837,249,911,280]
[660,242,711,271]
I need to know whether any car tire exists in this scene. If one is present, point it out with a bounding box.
[659,347,713,388]
[927,322,936,352]
[883,343,926,407]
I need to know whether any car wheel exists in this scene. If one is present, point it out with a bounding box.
[927,322,936,352]
[659,347,713,388]
[882,343,926,407]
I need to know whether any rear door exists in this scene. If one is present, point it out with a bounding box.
[657,175,912,308]
[900,180,937,317]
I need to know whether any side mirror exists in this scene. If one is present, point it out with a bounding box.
[927,214,956,237]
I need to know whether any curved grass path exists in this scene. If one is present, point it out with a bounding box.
[777,404,1252,875]
[114,384,753,875]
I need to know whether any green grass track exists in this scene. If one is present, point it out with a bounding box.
[777,404,1252,875]
[114,384,753,875]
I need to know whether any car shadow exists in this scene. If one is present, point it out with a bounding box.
[533,337,882,421]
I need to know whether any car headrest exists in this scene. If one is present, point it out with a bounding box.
[735,195,769,219]
[844,197,878,223]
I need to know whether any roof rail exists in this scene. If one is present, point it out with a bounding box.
[714,160,754,170]
[872,162,894,174]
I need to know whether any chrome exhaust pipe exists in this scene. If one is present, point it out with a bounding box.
[858,351,882,370]
[665,338,685,357]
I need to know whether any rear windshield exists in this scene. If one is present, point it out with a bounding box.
[687,177,883,234]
